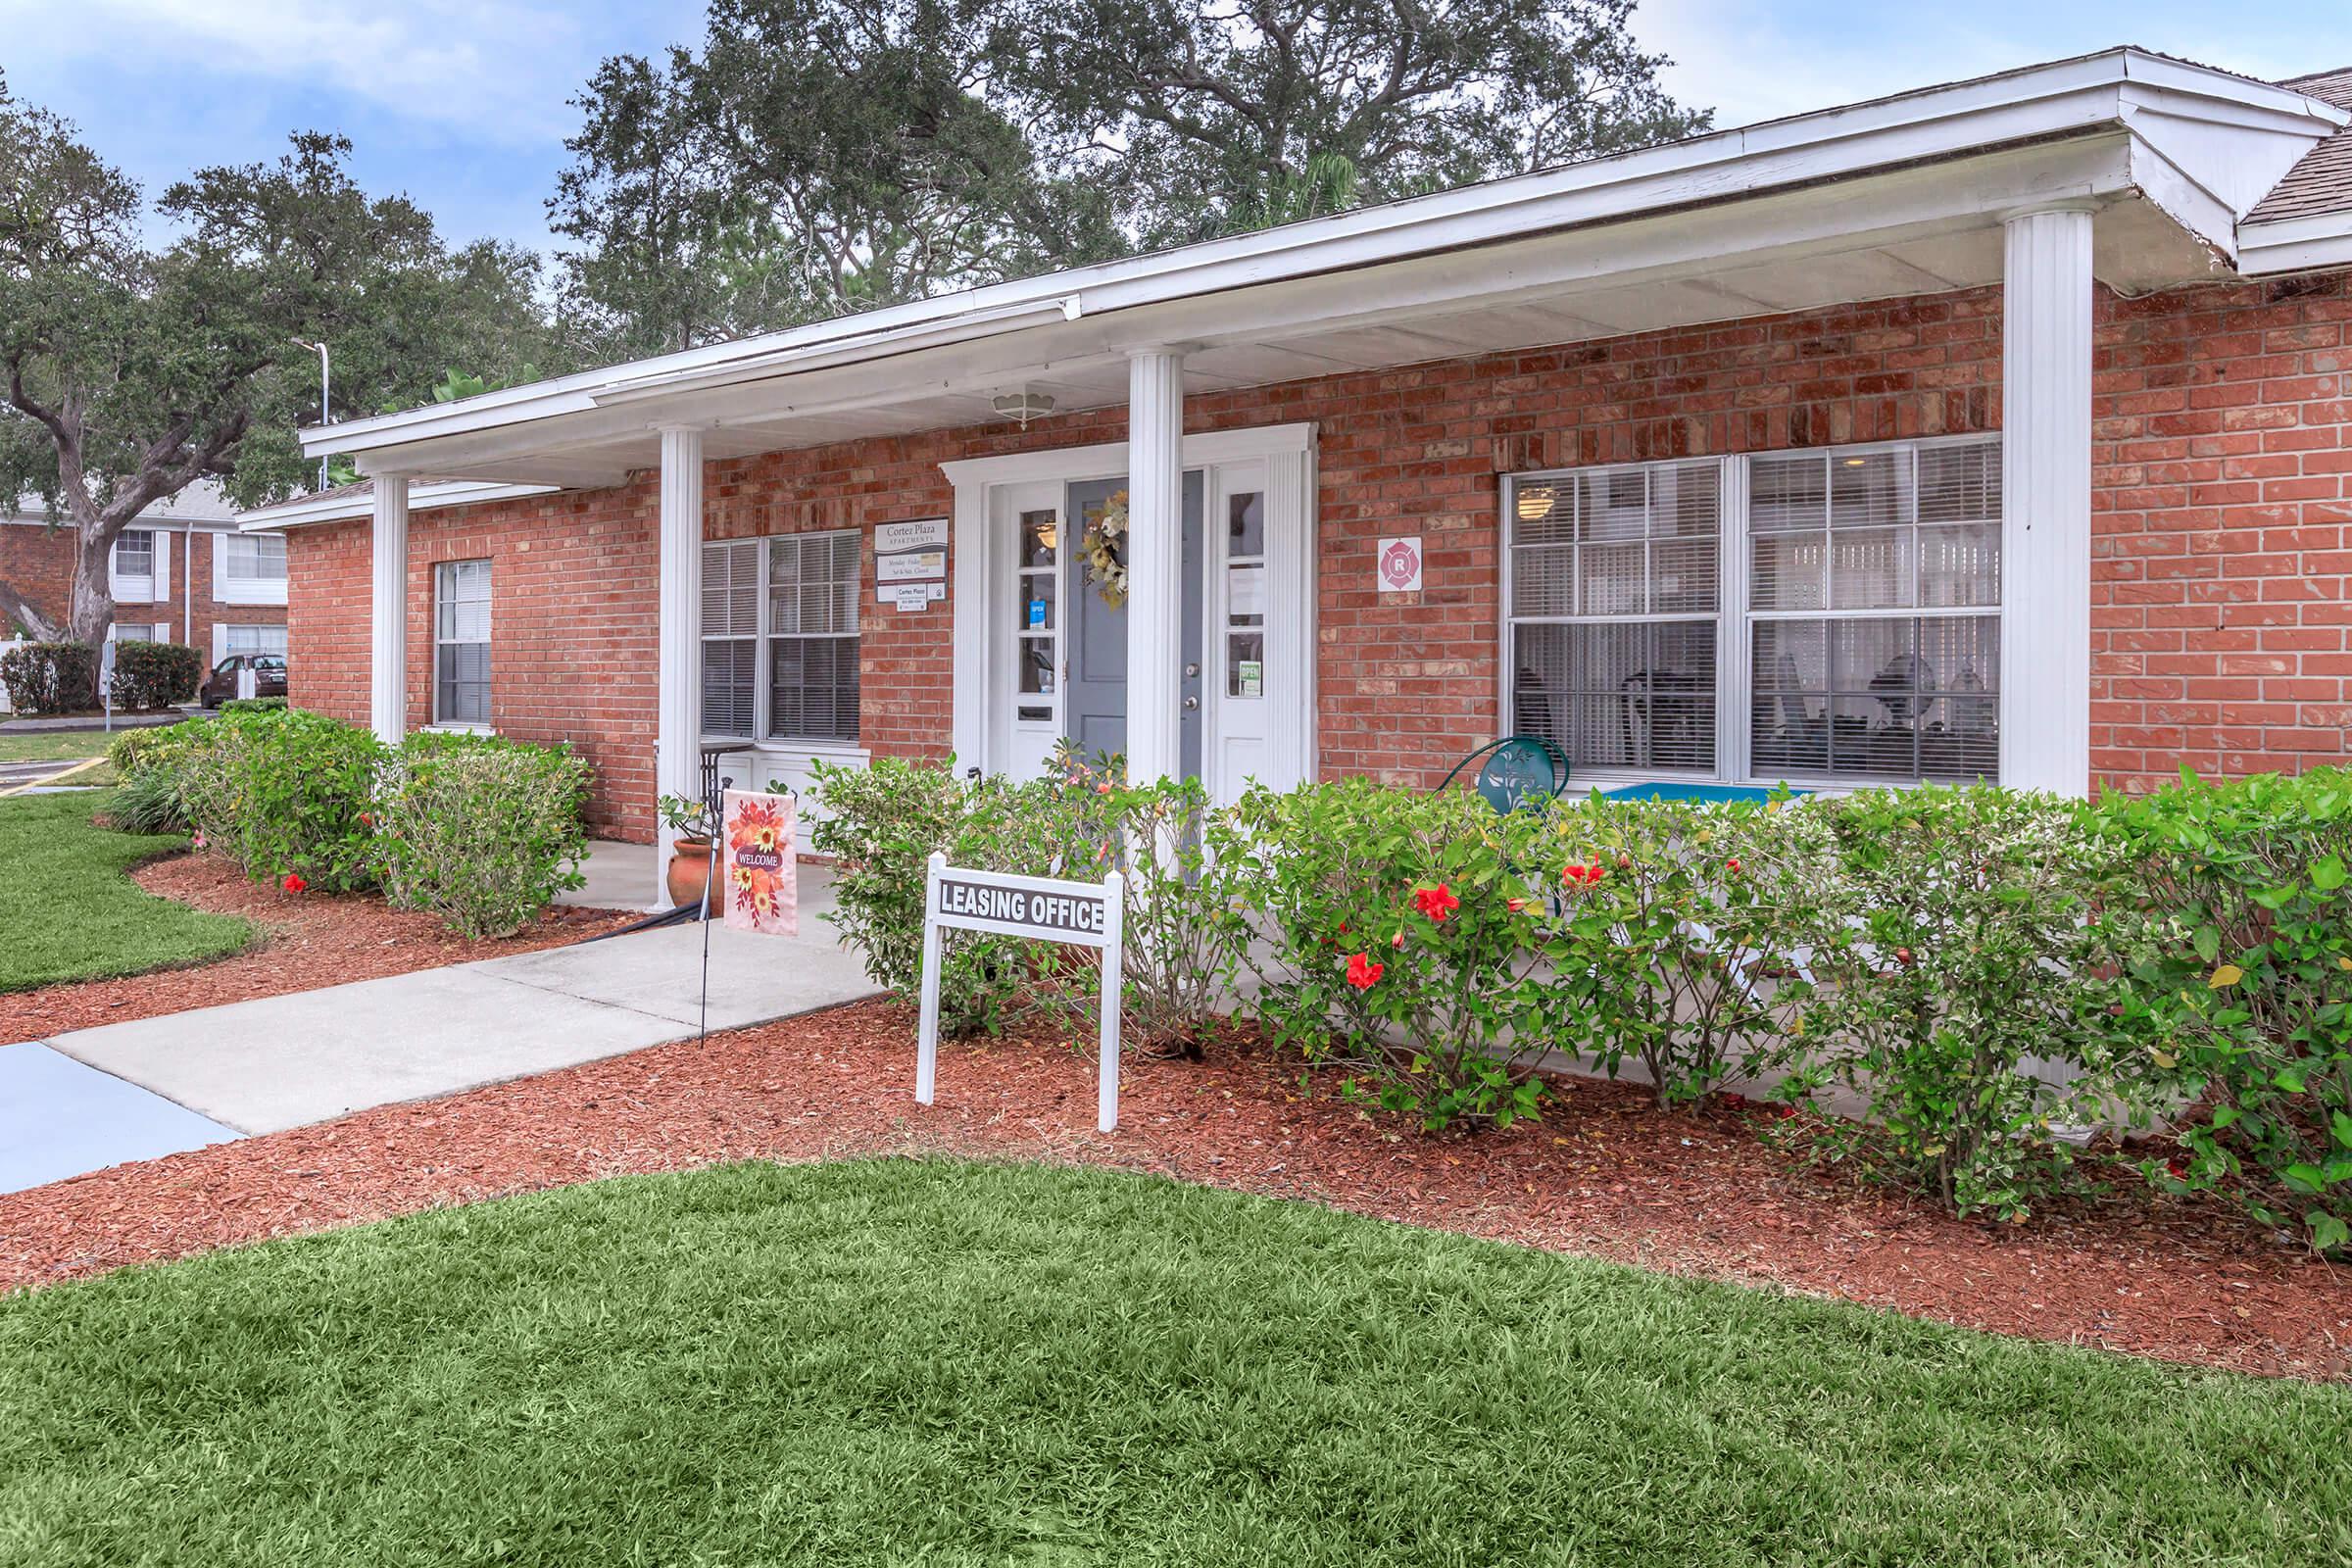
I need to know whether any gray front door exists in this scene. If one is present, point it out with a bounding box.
[1064,471,1205,777]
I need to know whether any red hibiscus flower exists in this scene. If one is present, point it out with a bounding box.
[1506,897,1531,913]
[1725,857,1742,874]
[280,871,307,894]
[1344,952,1384,990]
[1413,883,1460,922]
[1390,929,1405,951]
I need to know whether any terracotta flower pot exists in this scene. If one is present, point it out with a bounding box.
[667,836,721,916]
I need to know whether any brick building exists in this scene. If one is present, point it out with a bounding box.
[250,50,2352,865]
[3,479,289,684]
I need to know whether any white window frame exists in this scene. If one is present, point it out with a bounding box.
[699,528,865,755]
[109,528,167,604]
[213,530,289,607]
[1499,432,2006,791]
[431,559,493,731]
[214,623,288,662]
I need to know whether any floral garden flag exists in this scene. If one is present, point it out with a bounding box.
[720,789,798,937]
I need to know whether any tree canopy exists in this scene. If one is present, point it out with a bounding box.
[0,74,564,649]
[551,0,1706,350]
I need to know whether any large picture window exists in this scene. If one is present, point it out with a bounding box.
[433,559,492,728]
[703,530,861,745]
[1503,459,1720,772]
[1504,435,2002,786]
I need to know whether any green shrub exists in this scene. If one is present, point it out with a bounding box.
[371,732,591,938]
[106,722,193,779]
[0,642,96,715]
[108,641,201,709]
[2090,768,2352,1251]
[1053,749,1251,1053]
[810,756,1076,1037]
[1772,785,2132,1221]
[174,708,383,892]
[1545,794,1835,1107]
[106,766,188,834]
[220,695,287,714]
[1220,779,1553,1129]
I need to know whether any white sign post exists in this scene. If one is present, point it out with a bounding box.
[915,851,1126,1132]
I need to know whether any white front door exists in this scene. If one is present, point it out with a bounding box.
[949,424,1316,800]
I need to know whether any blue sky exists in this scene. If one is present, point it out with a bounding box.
[4,0,2350,256]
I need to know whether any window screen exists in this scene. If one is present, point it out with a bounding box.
[1747,438,2000,782]
[700,530,862,744]
[767,531,860,743]
[702,539,760,738]
[225,532,287,582]
[1504,460,1720,772]
[433,559,491,727]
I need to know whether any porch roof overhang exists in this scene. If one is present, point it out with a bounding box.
[281,46,2348,513]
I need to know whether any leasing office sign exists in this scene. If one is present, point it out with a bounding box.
[916,853,1126,1131]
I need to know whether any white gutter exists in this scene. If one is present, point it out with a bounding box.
[299,45,2347,465]
[239,479,559,532]
[2235,210,2352,275]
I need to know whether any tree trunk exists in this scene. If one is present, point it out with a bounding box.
[65,528,118,709]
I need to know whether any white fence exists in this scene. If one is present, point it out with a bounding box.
[0,638,23,712]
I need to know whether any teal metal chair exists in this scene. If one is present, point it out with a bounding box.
[1438,735,1568,813]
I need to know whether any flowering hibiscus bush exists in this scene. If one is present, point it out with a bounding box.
[2088,768,2352,1252]
[369,732,591,938]
[173,707,383,892]
[1543,794,1836,1107]
[1771,785,2134,1221]
[1218,780,1553,1128]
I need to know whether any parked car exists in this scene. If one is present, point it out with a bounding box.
[198,654,287,708]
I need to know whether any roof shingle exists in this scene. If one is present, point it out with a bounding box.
[2248,68,2352,224]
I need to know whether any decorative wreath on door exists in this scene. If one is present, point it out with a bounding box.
[1081,488,1130,610]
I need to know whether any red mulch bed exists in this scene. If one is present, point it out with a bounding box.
[3,998,2345,1381]
[0,854,634,1042]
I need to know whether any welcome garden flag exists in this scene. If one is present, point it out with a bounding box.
[719,789,798,937]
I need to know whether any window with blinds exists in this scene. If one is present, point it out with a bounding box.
[767,531,860,743]
[703,539,761,738]
[1503,459,1720,772]
[701,530,861,745]
[1748,437,2001,782]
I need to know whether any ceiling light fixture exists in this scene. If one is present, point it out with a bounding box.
[992,390,1055,429]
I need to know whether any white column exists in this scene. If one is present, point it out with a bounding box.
[655,425,706,903]
[1124,349,1186,784]
[2001,202,2095,796]
[368,473,410,745]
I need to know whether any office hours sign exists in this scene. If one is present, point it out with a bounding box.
[915,852,1126,1131]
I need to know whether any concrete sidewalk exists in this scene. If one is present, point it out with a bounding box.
[42,918,879,1138]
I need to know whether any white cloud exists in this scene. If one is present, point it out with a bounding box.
[6,0,596,145]
[1629,0,2344,131]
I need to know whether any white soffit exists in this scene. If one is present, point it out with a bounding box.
[302,46,2345,485]
[241,479,559,531]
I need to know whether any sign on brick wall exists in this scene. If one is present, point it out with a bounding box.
[875,517,949,612]
[1377,536,1423,593]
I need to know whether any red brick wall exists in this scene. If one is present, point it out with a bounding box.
[287,270,2352,836]
[2095,275,2352,783]
[0,520,77,636]
[2,521,286,655]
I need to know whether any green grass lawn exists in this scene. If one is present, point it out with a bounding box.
[0,729,116,765]
[3,1160,2344,1566]
[0,793,252,993]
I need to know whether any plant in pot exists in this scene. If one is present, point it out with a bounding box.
[659,794,720,914]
